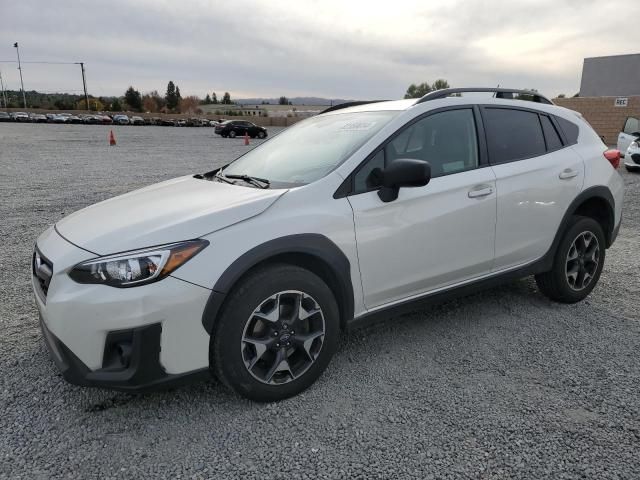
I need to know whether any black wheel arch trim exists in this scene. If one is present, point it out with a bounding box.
[201,234,354,334]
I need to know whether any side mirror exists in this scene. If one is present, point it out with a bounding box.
[370,158,431,202]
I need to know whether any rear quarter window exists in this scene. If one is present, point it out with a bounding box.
[555,116,579,145]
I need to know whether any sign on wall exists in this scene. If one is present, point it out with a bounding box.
[614,97,628,107]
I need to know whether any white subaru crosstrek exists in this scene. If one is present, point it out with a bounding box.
[33,88,624,401]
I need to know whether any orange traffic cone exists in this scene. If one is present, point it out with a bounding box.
[109,130,116,146]
[244,131,250,146]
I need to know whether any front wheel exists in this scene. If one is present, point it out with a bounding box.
[257,131,266,139]
[210,264,340,402]
[535,216,606,303]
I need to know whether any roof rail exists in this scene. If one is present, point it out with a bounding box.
[320,100,387,114]
[414,88,553,105]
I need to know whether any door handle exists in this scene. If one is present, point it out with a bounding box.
[468,185,494,198]
[559,168,578,180]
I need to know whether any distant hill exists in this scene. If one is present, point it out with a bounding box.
[235,97,354,106]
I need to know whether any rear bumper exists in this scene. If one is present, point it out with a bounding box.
[40,315,209,392]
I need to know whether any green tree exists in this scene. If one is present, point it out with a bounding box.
[222,92,231,104]
[111,98,122,111]
[212,92,218,104]
[278,96,288,105]
[124,86,142,111]
[204,93,211,104]
[404,82,432,99]
[165,81,179,111]
[431,79,450,91]
[557,93,566,98]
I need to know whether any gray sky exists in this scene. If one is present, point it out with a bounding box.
[2,0,638,100]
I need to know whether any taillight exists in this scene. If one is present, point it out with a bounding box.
[603,149,621,169]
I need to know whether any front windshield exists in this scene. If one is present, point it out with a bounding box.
[222,111,397,186]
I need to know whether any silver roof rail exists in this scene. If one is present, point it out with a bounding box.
[414,87,553,105]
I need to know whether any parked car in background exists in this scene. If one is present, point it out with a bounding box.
[130,116,144,125]
[10,112,30,122]
[67,115,82,124]
[79,114,97,124]
[160,118,176,126]
[0,111,11,122]
[176,119,187,127]
[618,116,639,156]
[215,120,267,138]
[112,114,130,125]
[29,113,48,123]
[624,137,640,172]
[31,87,624,401]
[51,114,68,123]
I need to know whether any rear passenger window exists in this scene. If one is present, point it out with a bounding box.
[484,108,546,163]
[540,115,563,151]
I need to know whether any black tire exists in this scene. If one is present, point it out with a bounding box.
[229,130,237,138]
[535,215,606,303]
[210,264,340,402]
[257,131,266,139]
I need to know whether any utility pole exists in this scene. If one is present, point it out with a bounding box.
[0,70,7,108]
[13,42,27,109]
[76,62,89,111]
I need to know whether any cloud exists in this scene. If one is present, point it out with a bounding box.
[2,0,638,99]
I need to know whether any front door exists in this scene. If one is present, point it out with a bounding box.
[347,108,497,309]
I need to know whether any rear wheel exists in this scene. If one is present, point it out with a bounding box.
[535,216,605,303]
[229,130,237,138]
[210,264,340,402]
[257,131,266,139]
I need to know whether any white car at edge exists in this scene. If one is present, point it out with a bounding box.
[33,88,624,401]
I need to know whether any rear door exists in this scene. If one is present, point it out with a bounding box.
[485,107,585,271]
[617,117,640,154]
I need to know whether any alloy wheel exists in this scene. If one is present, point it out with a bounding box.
[241,290,325,385]
[565,231,600,291]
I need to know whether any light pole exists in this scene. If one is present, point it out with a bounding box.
[75,62,89,111]
[13,42,27,109]
[0,70,7,108]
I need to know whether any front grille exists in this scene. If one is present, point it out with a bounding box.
[33,248,53,300]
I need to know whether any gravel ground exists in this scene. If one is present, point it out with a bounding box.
[1,123,639,479]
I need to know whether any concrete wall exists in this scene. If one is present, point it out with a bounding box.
[554,96,640,145]
[580,54,640,97]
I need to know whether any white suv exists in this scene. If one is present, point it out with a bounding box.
[33,88,624,401]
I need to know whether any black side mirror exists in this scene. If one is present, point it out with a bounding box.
[370,158,431,202]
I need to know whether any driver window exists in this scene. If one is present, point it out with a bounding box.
[386,109,478,178]
[352,109,479,194]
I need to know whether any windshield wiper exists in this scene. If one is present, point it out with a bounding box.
[214,170,235,185]
[223,174,270,189]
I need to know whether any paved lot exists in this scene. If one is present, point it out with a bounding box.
[1,123,639,479]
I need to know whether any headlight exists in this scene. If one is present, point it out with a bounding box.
[630,141,639,150]
[68,240,208,287]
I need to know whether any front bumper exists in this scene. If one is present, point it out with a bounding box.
[33,226,213,391]
[40,316,209,392]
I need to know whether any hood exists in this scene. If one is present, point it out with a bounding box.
[56,176,286,254]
